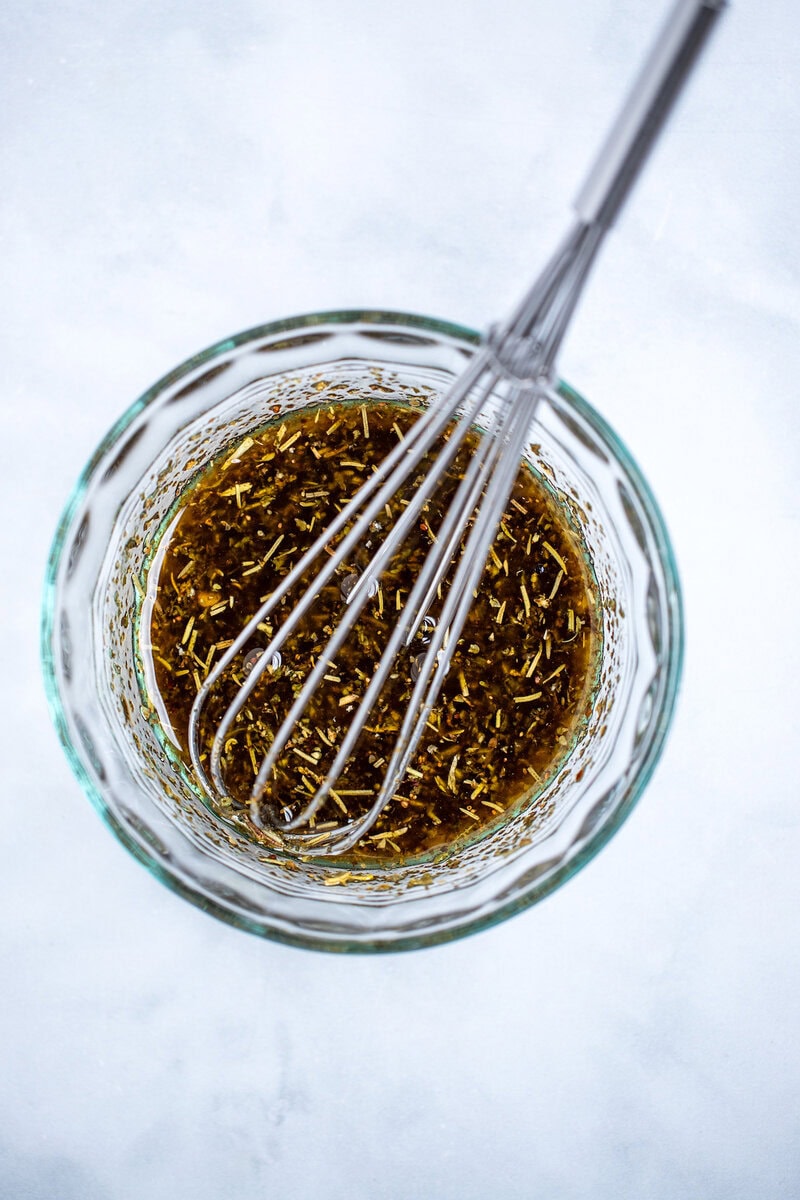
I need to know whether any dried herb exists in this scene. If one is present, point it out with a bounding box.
[142,398,599,862]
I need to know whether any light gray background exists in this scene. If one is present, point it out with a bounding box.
[2,1,798,1197]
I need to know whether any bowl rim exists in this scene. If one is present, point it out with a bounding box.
[41,308,684,952]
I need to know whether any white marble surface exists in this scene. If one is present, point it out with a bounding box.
[2,1,799,1196]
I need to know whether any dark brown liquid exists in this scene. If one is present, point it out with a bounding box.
[142,399,599,862]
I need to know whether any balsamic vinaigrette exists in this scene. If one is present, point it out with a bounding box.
[141,399,600,862]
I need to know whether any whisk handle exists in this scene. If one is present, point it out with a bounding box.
[574,0,727,229]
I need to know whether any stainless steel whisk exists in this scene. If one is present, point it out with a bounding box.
[189,0,726,855]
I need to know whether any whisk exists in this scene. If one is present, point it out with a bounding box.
[188,0,726,855]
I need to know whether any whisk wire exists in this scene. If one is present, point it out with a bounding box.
[253,366,509,840]
[189,349,492,802]
[247,362,502,814]
[375,382,543,803]
[256,373,542,853]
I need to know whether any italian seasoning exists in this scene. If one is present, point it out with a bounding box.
[141,398,600,862]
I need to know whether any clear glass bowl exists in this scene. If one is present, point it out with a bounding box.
[41,311,683,952]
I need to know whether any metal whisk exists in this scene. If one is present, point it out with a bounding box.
[189,0,726,855]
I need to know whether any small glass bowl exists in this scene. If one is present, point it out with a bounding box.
[42,311,682,952]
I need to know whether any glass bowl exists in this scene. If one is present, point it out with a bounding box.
[41,310,683,952]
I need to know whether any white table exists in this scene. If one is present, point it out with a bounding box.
[2,1,798,1196]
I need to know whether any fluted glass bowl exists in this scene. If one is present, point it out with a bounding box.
[42,311,682,952]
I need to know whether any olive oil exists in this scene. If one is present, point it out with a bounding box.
[142,398,599,862]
